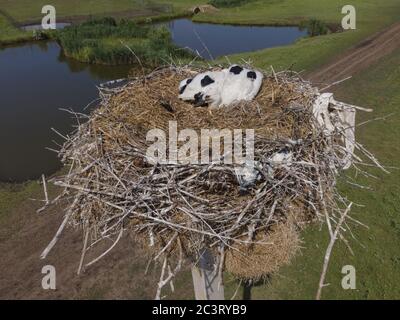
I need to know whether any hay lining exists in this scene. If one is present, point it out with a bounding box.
[225,216,300,281]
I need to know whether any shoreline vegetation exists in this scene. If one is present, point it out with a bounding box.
[52,17,194,66]
[52,16,329,66]
[0,0,194,47]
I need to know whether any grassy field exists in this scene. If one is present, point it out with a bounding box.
[0,182,39,222]
[194,0,397,25]
[0,0,203,23]
[0,14,32,45]
[0,0,159,22]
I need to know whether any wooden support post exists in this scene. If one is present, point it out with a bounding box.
[191,248,224,300]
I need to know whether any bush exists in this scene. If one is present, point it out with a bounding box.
[56,18,193,66]
[300,18,330,37]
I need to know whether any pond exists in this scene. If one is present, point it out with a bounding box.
[2,20,306,182]
[0,42,129,182]
[164,19,307,59]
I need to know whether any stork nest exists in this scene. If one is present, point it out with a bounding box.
[47,65,380,295]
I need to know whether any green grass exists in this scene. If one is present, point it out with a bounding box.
[0,182,40,221]
[223,49,400,300]
[0,0,200,23]
[0,0,151,22]
[223,31,355,72]
[208,0,256,8]
[194,0,400,25]
[152,0,200,12]
[0,14,32,45]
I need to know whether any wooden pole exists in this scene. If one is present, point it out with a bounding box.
[191,248,224,300]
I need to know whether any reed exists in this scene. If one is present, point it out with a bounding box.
[56,17,194,66]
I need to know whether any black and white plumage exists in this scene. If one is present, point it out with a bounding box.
[178,71,225,108]
[178,65,263,109]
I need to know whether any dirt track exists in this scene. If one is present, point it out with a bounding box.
[308,21,400,85]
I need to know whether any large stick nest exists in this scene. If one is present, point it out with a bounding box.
[49,66,378,288]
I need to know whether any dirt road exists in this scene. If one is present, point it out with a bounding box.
[308,21,400,85]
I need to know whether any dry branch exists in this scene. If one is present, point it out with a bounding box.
[316,202,353,300]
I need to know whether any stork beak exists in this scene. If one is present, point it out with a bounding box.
[194,93,207,107]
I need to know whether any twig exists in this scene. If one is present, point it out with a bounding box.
[77,228,90,275]
[40,211,72,259]
[85,228,124,268]
[316,202,353,300]
[37,174,50,213]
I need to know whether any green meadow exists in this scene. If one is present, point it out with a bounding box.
[0,13,32,45]
[0,0,154,22]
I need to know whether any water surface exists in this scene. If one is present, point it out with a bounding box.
[164,19,307,59]
[0,42,129,182]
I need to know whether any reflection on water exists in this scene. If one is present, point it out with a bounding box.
[0,41,130,182]
[164,19,307,59]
